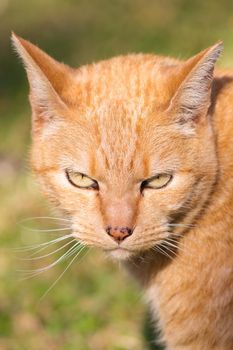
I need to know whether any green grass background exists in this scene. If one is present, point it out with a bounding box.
[1,0,233,349]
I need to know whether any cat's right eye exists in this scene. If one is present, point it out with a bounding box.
[140,173,172,191]
[66,170,99,190]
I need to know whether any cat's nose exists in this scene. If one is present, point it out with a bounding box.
[106,226,133,243]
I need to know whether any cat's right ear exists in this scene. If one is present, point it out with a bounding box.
[167,41,223,133]
[11,33,74,130]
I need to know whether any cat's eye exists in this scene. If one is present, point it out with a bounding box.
[66,170,99,190]
[141,173,172,191]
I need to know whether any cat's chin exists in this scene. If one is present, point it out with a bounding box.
[107,247,133,260]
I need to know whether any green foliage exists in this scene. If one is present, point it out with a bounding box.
[1,0,233,348]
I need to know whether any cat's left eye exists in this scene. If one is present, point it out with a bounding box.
[66,170,99,190]
[141,173,172,191]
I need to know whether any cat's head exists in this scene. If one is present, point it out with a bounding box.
[12,33,222,260]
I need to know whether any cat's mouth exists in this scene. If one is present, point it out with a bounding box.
[106,247,132,260]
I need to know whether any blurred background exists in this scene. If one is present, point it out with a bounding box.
[1,0,233,349]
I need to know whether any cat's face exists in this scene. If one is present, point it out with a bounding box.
[13,34,222,260]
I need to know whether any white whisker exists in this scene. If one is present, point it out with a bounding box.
[153,245,175,260]
[165,238,194,258]
[167,223,195,228]
[19,227,71,233]
[19,216,71,223]
[19,239,77,261]
[18,243,83,281]
[39,245,88,301]
[171,232,199,244]
[19,241,82,276]
[160,242,179,258]
[14,234,74,252]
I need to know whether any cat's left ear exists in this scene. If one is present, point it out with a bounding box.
[11,33,75,128]
[168,42,223,129]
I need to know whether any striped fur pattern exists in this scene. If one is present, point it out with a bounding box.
[12,34,233,349]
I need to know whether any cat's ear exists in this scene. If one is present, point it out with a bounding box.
[168,42,223,130]
[11,33,74,128]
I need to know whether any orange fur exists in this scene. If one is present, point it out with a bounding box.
[12,33,233,349]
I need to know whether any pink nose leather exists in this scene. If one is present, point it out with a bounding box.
[106,226,133,243]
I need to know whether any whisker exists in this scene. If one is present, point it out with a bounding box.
[18,241,82,276]
[19,216,71,224]
[167,223,196,228]
[166,238,195,258]
[128,235,165,248]
[171,232,199,244]
[72,222,96,231]
[39,245,88,301]
[26,237,75,258]
[165,236,189,247]
[23,242,84,281]
[18,243,83,280]
[160,242,179,258]
[72,234,104,247]
[19,239,77,261]
[19,227,71,233]
[152,245,175,260]
[164,237,185,251]
[13,234,74,252]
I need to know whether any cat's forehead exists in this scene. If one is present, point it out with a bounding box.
[63,98,180,187]
[74,54,180,107]
[81,100,147,183]
[64,54,183,183]
[57,55,185,185]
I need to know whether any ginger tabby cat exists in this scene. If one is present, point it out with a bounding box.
[12,33,233,349]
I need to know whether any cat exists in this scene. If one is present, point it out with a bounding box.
[12,32,233,349]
